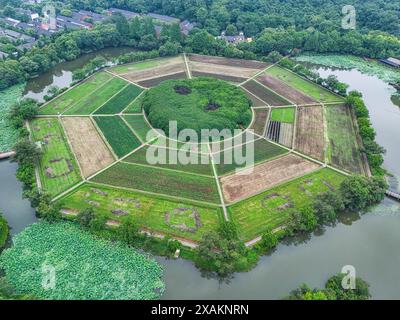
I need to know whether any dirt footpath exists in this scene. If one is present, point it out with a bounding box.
[189,61,261,79]
[62,117,115,177]
[257,74,317,105]
[221,154,320,203]
[295,105,325,161]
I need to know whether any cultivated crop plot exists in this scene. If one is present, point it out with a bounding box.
[228,168,345,241]
[326,104,364,174]
[295,105,326,161]
[257,73,317,105]
[266,66,343,104]
[242,80,291,106]
[114,56,187,84]
[93,116,142,158]
[250,107,269,135]
[61,117,115,177]
[91,162,220,204]
[60,184,222,242]
[221,154,320,203]
[30,54,366,250]
[266,107,295,148]
[30,118,81,196]
[39,72,113,115]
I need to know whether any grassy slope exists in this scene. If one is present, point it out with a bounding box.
[93,116,142,158]
[267,66,343,103]
[91,162,220,204]
[64,77,127,115]
[30,118,81,196]
[39,72,113,115]
[229,168,345,241]
[123,114,155,142]
[94,84,143,115]
[270,107,295,123]
[59,184,222,241]
[326,104,364,174]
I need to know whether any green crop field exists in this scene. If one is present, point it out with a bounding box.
[229,168,345,241]
[39,72,113,115]
[125,145,214,176]
[94,84,143,115]
[91,162,220,204]
[266,66,343,103]
[110,58,171,74]
[123,92,145,113]
[326,104,364,174]
[123,114,155,142]
[93,116,141,158]
[242,80,291,106]
[30,118,81,196]
[270,107,295,123]
[59,184,222,241]
[213,138,287,175]
[64,77,127,115]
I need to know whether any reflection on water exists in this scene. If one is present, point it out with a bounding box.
[24,47,134,102]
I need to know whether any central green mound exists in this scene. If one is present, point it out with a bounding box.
[143,78,252,136]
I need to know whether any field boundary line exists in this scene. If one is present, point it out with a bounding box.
[135,70,187,83]
[239,58,282,86]
[25,120,42,191]
[51,180,86,202]
[60,76,115,116]
[262,107,271,137]
[208,143,229,221]
[58,117,86,180]
[89,116,119,160]
[105,69,147,90]
[144,143,211,156]
[291,105,298,149]
[252,106,270,109]
[121,89,147,114]
[252,78,296,106]
[210,134,263,155]
[240,85,270,106]
[321,103,329,165]
[87,180,221,208]
[38,72,100,111]
[119,115,144,144]
[120,160,214,178]
[183,52,192,79]
[91,83,130,115]
[245,226,286,247]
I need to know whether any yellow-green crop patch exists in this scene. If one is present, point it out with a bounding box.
[59,184,223,241]
[39,72,113,115]
[229,168,345,241]
[30,118,81,196]
[110,58,172,74]
[266,66,343,103]
[270,107,295,123]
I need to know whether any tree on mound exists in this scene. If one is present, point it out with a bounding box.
[0,222,165,300]
[142,77,252,137]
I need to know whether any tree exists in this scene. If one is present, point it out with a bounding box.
[12,139,41,166]
[159,41,182,56]
[36,199,61,223]
[264,51,283,63]
[313,190,345,225]
[325,274,371,300]
[76,207,96,229]
[287,206,317,234]
[117,216,140,246]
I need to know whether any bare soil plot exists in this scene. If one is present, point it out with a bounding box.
[189,61,260,79]
[191,71,247,83]
[137,72,187,88]
[242,80,291,106]
[61,117,115,177]
[257,74,317,105]
[266,121,293,148]
[295,105,325,161]
[242,89,267,107]
[221,154,320,203]
[250,108,269,135]
[188,54,269,69]
[120,56,186,83]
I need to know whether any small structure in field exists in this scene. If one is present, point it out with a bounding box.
[380,57,400,68]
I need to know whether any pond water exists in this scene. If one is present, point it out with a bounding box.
[1,54,400,299]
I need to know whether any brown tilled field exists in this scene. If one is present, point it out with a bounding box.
[250,108,269,135]
[189,61,260,79]
[137,72,188,87]
[62,117,115,177]
[220,154,321,203]
[242,80,291,106]
[121,56,186,83]
[242,89,267,107]
[257,74,317,105]
[295,105,325,161]
[188,54,269,69]
[191,71,247,83]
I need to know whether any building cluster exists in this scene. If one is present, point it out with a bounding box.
[0,6,195,58]
[217,31,253,45]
